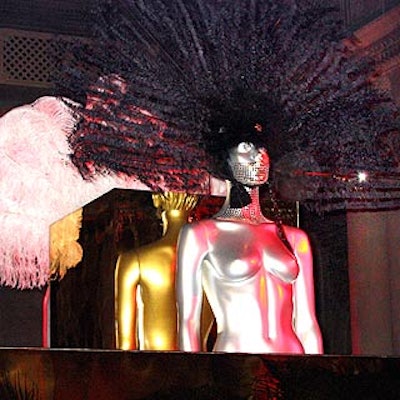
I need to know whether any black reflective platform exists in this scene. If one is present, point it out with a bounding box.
[0,348,399,399]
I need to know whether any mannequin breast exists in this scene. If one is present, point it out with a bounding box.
[204,220,299,284]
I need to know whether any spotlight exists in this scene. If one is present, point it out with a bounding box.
[357,171,367,182]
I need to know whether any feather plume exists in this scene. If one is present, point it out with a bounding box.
[0,96,142,289]
[56,0,400,211]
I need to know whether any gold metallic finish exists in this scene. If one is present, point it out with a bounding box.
[115,192,198,350]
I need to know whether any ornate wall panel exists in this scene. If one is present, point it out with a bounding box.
[346,4,400,355]
[0,29,61,88]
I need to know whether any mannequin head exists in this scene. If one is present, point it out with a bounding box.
[152,192,199,233]
[228,142,270,187]
[152,192,199,213]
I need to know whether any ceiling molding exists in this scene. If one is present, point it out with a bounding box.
[352,5,400,75]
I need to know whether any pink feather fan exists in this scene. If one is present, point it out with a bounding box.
[0,96,141,289]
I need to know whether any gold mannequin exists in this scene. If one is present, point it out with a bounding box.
[115,192,198,350]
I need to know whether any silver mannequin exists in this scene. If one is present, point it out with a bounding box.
[176,142,323,353]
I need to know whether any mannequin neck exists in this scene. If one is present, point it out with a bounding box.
[161,210,190,238]
[215,181,272,224]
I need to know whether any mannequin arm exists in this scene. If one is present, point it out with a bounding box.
[290,229,323,354]
[115,251,140,350]
[176,223,208,351]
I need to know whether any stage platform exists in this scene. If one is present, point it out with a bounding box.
[0,348,399,399]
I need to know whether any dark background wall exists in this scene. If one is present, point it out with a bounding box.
[0,287,43,346]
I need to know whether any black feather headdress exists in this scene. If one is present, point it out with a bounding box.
[56,0,400,211]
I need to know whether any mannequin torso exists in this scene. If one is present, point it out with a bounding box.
[115,193,198,350]
[177,142,323,354]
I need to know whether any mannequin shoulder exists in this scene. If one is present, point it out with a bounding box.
[117,248,140,264]
[181,218,217,232]
[282,225,311,250]
[178,219,221,245]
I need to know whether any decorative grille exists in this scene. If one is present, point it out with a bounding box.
[0,29,72,88]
